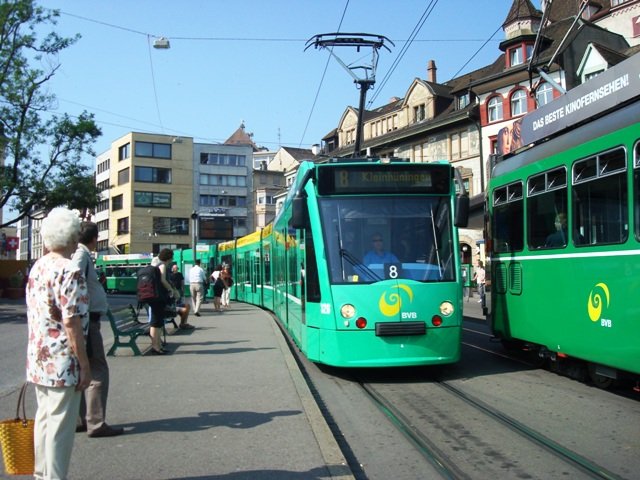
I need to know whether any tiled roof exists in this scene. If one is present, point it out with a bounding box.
[282,146,315,161]
[547,1,611,22]
[590,42,628,65]
[224,123,258,150]
[503,0,542,27]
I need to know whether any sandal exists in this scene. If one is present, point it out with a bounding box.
[179,323,195,330]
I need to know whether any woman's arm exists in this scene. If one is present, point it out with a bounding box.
[63,314,92,391]
[159,263,178,297]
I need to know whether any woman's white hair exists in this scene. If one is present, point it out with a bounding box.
[41,207,81,250]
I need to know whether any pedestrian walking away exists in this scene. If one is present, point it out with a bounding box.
[221,267,233,309]
[26,208,91,479]
[473,261,486,308]
[72,222,125,438]
[189,259,207,316]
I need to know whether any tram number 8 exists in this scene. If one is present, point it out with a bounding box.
[385,263,403,279]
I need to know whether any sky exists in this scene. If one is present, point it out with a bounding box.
[33,0,541,161]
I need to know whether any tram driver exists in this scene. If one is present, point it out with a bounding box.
[363,233,399,266]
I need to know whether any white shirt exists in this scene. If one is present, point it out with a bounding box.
[189,265,206,284]
[71,243,108,314]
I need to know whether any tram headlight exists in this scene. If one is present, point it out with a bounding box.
[340,304,356,319]
[439,301,454,317]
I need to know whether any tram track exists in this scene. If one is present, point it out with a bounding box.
[356,377,625,480]
[280,315,638,479]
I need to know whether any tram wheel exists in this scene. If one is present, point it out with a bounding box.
[588,364,614,389]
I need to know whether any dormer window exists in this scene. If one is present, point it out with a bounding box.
[413,104,426,122]
[458,93,470,109]
[510,47,523,67]
[508,43,534,68]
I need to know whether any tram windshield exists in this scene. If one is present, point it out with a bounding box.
[319,196,455,283]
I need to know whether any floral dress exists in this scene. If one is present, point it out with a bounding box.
[26,255,89,387]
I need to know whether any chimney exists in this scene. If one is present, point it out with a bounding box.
[311,144,320,155]
[427,60,437,83]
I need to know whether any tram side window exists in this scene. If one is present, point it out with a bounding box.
[263,244,271,285]
[492,182,524,252]
[572,147,628,246]
[527,168,568,249]
[634,142,640,241]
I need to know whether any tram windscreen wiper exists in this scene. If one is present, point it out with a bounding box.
[339,248,382,282]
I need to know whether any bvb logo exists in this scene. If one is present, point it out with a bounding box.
[378,284,414,317]
[587,282,610,322]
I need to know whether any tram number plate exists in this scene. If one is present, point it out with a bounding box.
[384,263,403,279]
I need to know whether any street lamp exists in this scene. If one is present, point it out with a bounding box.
[190,211,198,260]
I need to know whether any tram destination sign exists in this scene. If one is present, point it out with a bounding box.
[317,164,451,195]
[520,53,640,146]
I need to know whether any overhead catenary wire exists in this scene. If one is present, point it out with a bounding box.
[368,0,439,107]
[146,35,164,133]
[55,8,503,150]
[297,0,350,149]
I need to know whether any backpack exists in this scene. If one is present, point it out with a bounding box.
[136,265,162,303]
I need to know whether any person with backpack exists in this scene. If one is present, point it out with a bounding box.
[142,249,180,355]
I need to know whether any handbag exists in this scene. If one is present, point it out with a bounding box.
[0,383,35,475]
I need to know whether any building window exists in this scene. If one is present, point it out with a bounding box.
[584,70,604,81]
[458,93,470,109]
[153,217,189,235]
[112,194,123,211]
[97,199,109,213]
[134,191,171,208]
[118,143,130,161]
[257,193,275,205]
[199,174,247,187]
[97,220,109,231]
[134,166,172,184]
[117,217,129,234]
[135,141,171,159]
[118,167,130,185]
[97,159,110,173]
[413,104,425,122]
[199,195,246,207]
[510,89,528,116]
[451,133,460,160]
[509,47,523,67]
[200,153,247,166]
[536,83,554,107]
[487,96,503,123]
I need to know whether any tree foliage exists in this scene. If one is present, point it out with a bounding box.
[0,0,102,227]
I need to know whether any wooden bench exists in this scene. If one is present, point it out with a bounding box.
[107,305,151,356]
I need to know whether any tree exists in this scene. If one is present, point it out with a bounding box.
[0,0,102,228]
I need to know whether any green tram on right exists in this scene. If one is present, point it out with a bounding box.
[487,54,640,388]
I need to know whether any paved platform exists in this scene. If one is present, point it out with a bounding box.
[0,300,353,480]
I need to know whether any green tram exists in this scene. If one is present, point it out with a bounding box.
[214,158,470,367]
[487,54,640,387]
[96,253,153,293]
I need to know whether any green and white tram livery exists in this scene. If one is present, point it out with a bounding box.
[216,158,470,368]
[488,53,640,387]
